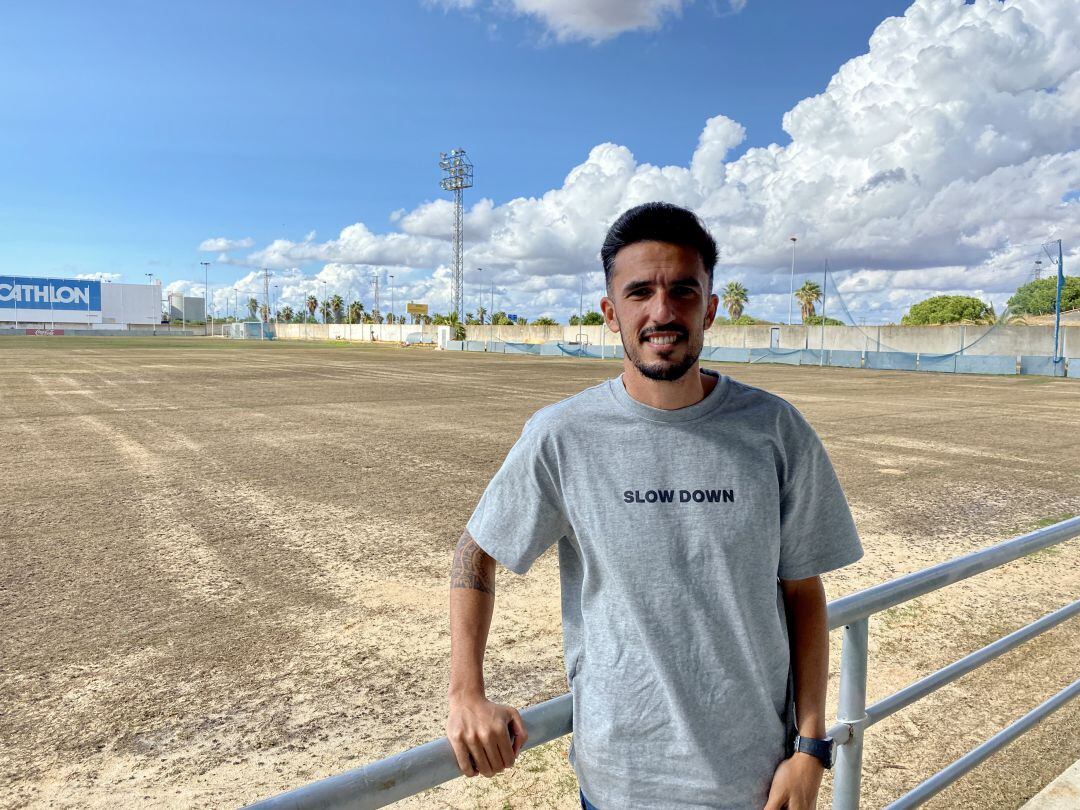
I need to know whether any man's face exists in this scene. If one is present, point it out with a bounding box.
[600,240,719,382]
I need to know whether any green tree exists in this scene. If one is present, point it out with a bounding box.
[475,306,487,325]
[1006,276,1080,315]
[306,295,318,321]
[533,316,558,326]
[804,315,844,326]
[280,305,294,323]
[259,303,269,322]
[348,300,364,323]
[319,299,332,323]
[247,297,259,319]
[491,311,513,325]
[901,295,994,325]
[795,281,823,323]
[582,310,604,325]
[330,294,345,323]
[722,281,749,320]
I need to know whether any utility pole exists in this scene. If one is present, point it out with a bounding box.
[201,261,210,336]
[262,268,270,341]
[788,236,797,325]
[1045,239,1065,366]
[819,260,829,367]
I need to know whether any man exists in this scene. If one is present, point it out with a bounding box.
[447,202,862,809]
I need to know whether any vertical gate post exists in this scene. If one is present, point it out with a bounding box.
[833,618,869,810]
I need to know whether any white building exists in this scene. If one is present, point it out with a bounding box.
[0,276,162,330]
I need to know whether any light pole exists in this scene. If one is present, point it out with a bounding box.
[273,284,279,333]
[145,273,155,335]
[200,261,210,336]
[321,281,328,325]
[787,236,797,325]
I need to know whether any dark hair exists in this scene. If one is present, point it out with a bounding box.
[600,202,717,288]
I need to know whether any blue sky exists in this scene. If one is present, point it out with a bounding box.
[2,0,1077,322]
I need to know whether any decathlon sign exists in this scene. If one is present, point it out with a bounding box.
[0,276,102,313]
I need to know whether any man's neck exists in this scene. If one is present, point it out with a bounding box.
[620,364,717,410]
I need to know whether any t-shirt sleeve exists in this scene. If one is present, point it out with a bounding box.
[777,409,863,581]
[466,419,572,575]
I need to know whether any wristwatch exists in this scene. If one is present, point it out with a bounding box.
[793,734,835,769]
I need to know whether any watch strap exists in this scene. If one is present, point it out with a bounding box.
[793,734,835,769]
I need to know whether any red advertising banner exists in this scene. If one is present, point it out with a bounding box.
[26,329,64,336]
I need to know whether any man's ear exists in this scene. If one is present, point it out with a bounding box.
[704,292,719,329]
[600,295,620,333]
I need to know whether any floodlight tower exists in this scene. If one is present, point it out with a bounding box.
[439,148,473,324]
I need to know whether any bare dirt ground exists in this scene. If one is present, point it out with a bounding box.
[1,336,1078,810]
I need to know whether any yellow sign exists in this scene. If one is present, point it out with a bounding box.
[406,302,429,315]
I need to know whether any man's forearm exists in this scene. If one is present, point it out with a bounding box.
[780,576,829,738]
[449,529,496,699]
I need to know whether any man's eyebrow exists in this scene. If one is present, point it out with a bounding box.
[621,277,702,293]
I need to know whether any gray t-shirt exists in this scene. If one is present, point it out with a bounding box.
[467,371,862,808]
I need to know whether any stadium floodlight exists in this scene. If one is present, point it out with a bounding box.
[439,148,473,324]
[788,236,797,325]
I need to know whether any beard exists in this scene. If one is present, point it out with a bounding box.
[618,321,704,381]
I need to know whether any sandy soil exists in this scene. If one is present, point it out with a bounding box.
[1,337,1078,810]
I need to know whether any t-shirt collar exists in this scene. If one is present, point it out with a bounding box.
[607,368,729,423]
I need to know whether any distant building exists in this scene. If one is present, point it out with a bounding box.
[167,293,206,323]
[0,276,162,330]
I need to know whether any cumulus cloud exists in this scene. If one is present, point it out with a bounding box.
[202,0,1079,323]
[198,237,254,252]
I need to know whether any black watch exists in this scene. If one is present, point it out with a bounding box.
[793,734,835,769]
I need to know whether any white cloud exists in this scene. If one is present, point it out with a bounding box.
[199,0,1079,323]
[198,237,254,252]
[75,272,122,282]
[430,0,693,43]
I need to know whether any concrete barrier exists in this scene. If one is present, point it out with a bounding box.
[865,351,918,371]
[1021,356,1065,377]
[918,354,958,374]
[955,355,1017,375]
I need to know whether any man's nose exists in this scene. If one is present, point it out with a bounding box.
[648,290,676,323]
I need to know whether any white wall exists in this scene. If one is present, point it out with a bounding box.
[101,283,160,326]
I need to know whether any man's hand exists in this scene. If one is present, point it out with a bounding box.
[447,693,528,777]
[764,752,824,810]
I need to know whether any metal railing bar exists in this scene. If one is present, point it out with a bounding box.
[244,694,572,810]
[865,599,1080,728]
[242,518,1080,810]
[827,516,1080,630]
[825,598,1080,745]
[884,677,1080,809]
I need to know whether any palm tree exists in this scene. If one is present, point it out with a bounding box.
[348,300,364,323]
[306,295,318,321]
[722,282,749,320]
[795,281,823,323]
[319,299,333,323]
[280,305,294,322]
[330,294,344,323]
[246,297,259,319]
[259,303,270,322]
[533,316,558,326]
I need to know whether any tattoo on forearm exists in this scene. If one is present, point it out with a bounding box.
[450,530,494,594]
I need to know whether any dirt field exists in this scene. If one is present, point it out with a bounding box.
[1,336,1078,810]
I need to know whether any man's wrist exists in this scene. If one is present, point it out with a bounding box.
[448,684,486,703]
